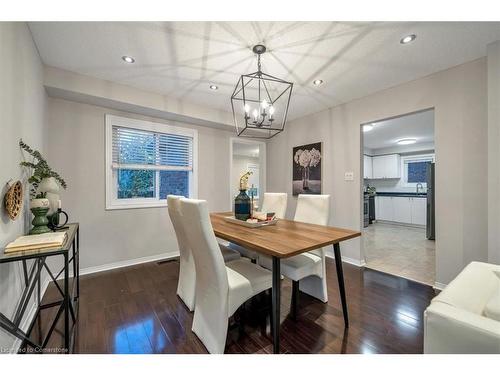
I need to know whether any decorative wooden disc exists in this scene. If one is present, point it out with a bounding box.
[4,180,23,221]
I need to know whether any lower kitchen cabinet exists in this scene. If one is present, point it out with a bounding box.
[375,195,426,225]
[411,197,427,225]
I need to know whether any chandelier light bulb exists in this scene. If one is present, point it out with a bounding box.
[261,99,269,109]
[252,109,259,120]
[269,106,275,117]
[244,103,250,114]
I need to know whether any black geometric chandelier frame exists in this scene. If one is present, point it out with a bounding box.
[231,44,293,139]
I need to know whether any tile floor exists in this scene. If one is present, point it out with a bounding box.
[362,222,435,286]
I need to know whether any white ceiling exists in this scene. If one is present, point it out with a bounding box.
[29,22,500,121]
[363,109,434,150]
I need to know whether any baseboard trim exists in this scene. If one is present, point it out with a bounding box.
[326,253,366,267]
[433,282,447,291]
[78,251,180,277]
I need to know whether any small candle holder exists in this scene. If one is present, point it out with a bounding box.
[48,208,69,231]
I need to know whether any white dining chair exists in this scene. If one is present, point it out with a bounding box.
[167,195,240,312]
[179,198,272,354]
[260,192,288,219]
[259,194,330,317]
[229,192,288,261]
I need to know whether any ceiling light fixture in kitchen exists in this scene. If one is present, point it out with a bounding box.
[400,34,416,44]
[397,138,417,145]
[122,55,135,64]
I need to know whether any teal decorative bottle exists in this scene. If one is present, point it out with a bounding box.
[234,189,251,221]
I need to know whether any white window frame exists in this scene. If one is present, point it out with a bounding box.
[105,114,198,210]
[401,153,435,188]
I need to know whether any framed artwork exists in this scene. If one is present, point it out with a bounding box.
[292,142,322,195]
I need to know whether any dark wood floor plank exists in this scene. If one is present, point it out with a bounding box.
[30,257,435,354]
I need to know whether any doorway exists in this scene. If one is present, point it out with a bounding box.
[229,138,266,210]
[360,109,436,286]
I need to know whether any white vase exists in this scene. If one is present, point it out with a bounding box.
[38,177,60,215]
[30,198,50,209]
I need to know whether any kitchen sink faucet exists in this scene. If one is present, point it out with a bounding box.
[416,183,424,194]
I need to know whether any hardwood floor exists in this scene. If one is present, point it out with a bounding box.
[30,257,436,354]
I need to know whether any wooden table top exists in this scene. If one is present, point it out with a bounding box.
[210,212,361,258]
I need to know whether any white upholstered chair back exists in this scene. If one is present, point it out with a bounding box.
[294,194,330,302]
[179,198,230,352]
[167,195,196,311]
[260,192,288,219]
[294,194,330,225]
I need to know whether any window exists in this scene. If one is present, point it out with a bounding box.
[106,115,197,209]
[402,154,434,187]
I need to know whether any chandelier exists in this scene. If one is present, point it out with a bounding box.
[231,44,293,139]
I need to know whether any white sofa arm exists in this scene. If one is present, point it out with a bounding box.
[424,302,500,354]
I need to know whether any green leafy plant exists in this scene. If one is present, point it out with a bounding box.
[19,139,67,199]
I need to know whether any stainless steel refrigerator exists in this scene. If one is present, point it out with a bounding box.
[426,162,435,240]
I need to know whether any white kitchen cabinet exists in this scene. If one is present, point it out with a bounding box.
[411,197,427,225]
[363,155,373,179]
[375,195,427,225]
[371,154,401,179]
[375,196,394,221]
[393,197,412,223]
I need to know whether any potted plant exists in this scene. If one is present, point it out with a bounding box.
[19,139,67,234]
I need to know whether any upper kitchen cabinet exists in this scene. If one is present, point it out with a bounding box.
[371,154,401,179]
[363,155,373,179]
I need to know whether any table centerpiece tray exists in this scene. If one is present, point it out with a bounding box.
[223,216,278,228]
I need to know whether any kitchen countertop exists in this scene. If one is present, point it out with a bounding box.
[375,192,427,198]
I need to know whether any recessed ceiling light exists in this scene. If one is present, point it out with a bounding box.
[122,55,135,64]
[313,79,324,86]
[363,124,374,132]
[400,34,416,44]
[397,138,417,145]
[209,84,218,90]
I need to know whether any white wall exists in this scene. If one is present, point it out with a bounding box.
[46,97,236,270]
[267,58,488,284]
[488,41,500,264]
[0,23,48,351]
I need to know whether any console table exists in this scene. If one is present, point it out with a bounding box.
[0,223,80,353]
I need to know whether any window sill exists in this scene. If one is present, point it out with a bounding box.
[105,200,168,210]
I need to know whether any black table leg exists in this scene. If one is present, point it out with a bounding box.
[76,227,80,299]
[64,252,69,353]
[333,243,349,327]
[271,256,280,354]
[291,280,299,321]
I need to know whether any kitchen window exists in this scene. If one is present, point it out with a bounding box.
[402,154,434,187]
[105,115,198,209]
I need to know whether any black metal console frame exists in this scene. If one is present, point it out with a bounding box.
[0,223,79,354]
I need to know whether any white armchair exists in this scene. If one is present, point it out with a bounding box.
[424,261,500,353]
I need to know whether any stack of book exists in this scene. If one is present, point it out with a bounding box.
[5,232,67,254]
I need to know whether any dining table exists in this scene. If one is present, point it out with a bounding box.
[210,212,361,354]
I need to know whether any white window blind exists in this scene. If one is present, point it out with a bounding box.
[112,126,193,171]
